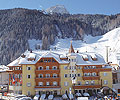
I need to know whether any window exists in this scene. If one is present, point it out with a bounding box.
[87,73,91,76]
[64,66,68,70]
[44,59,47,62]
[27,83,31,87]
[39,82,43,86]
[78,74,81,77]
[84,73,87,76]
[64,82,69,86]
[52,66,57,70]
[92,72,96,76]
[78,81,81,85]
[46,82,50,86]
[92,66,96,69]
[46,74,50,78]
[53,74,57,78]
[27,91,31,95]
[46,66,49,70]
[85,81,89,85]
[52,59,56,62]
[91,81,95,85]
[38,66,43,70]
[64,74,68,78]
[40,59,43,62]
[103,72,107,76]
[77,66,81,69]
[38,74,43,78]
[48,59,51,62]
[27,75,31,79]
[53,81,57,86]
[104,80,108,85]
[27,66,31,70]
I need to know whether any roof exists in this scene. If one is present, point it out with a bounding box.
[0,65,11,72]
[76,52,106,65]
[7,50,106,66]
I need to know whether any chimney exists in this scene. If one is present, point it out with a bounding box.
[30,50,32,53]
[76,50,79,53]
[21,54,26,58]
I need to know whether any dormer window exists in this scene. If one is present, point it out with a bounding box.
[82,54,88,61]
[91,54,97,61]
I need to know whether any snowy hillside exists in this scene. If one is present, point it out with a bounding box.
[50,27,120,64]
[28,27,120,65]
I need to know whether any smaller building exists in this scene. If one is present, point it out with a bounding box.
[112,66,120,93]
[0,65,12,93]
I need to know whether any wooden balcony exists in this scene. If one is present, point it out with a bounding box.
[82,68,111,73]
[82,76,100,80]
[35,77,60,82]
[35,85,61,89]
[13,70,22,74]
[35,69,60,74]
[73,84,101,89]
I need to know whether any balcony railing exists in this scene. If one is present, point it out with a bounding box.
[82,68,111,73]
[35,77,60,82]
[73,84,101,89]
[35,69,60,74]
[82,76,100,80]
[35,85,61,89]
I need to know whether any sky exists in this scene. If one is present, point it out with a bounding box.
[0,0,120,15]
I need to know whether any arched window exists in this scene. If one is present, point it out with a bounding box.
[53,74,57,78]
[92,72,96,76]
[38,66,43,70]
[38,74,43,78]
[53,81,57,86]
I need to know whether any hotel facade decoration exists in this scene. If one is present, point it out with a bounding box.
[7,42,112,96]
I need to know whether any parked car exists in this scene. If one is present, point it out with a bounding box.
[18,97,32,100]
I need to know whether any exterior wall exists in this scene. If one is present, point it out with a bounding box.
[0,72,9,85]
[60,64,73,95]
[22,65,35,96]
[100,71,112,88]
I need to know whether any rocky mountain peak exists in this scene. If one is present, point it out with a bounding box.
[46,5,69,14]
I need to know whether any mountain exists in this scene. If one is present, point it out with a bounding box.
[46,5,69,14]
[0,8,119,65]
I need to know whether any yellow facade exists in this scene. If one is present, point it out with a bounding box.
[100,71,112,88]
[60,64,73,94]
[22,65,36,96]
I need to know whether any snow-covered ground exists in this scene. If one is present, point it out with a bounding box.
[51,27,120,64]
[28,27,120,65]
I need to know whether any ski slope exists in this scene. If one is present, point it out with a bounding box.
[28,27,120,64]
[51,27,120,64]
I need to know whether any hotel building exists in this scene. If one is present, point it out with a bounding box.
[7,43,112,96]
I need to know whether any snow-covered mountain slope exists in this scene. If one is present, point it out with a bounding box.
[50,27,120,64]
[28,27,120,64]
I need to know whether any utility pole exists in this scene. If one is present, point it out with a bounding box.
[106,46,109,63]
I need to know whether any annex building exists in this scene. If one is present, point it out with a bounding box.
[7,42,112,96]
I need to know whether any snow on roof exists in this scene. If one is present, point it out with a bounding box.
[7,58,21,66]
[0,65,10,72]
[7,50,105,66]
[103,65,112,69]
[28,53,36,59]
[81,54,88,59]
[76,52,105,65]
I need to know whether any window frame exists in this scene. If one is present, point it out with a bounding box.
[27,75,31,79]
